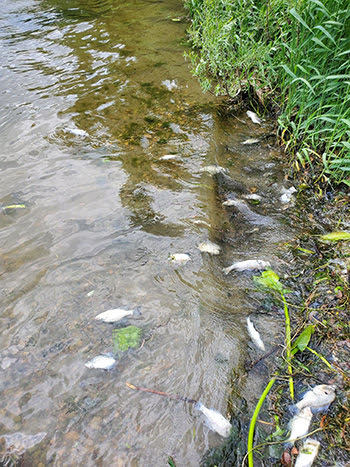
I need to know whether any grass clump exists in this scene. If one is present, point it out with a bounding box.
[184,0,350,185]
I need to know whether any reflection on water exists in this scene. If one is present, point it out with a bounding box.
[0,0,295,465]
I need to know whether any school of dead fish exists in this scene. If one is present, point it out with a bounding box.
[81,117,337,457]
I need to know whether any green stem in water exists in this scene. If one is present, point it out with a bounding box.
[282,294,294,400]
[247,377,276,467]
[306,346,334,370]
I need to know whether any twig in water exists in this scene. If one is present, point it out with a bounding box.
[126,382,198,404]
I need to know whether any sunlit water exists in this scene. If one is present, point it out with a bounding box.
[0,0,295,465]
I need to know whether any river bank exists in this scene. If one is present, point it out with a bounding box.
[183,0,350,464]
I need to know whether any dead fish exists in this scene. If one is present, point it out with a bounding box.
[287,407,313,445]
[222,199,240,206]
[85,354,116,370]
[95,307,141,323]
[243,193,262,201]
[246,317,265,351]
[295,384,336,412]
[281,186,297,203]
[198,241,221,255]
[191,219,211,228]
[223,259,271,275]
[159,154,179,161]
[64,128,89,137]
[294,438,320,467]
[246,111,261,124]
[169,253,190,263]
[241,138,260,145]
[195,402,232,438]
[200,165,228,175]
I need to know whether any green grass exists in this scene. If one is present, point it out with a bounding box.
[184,0,350,185]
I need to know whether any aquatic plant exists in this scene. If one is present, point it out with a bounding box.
[184,0,350,185]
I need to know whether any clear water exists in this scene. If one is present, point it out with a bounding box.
[0,0,295,465]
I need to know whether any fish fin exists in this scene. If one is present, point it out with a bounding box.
[194,401,203,411]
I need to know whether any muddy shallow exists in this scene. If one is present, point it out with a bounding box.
[0,0,296,465]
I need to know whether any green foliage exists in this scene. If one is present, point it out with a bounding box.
[113,325,142,352]
[320,231,350,241]
[184,0,350,184]
[253,269,292,295]
[292,325,314,354]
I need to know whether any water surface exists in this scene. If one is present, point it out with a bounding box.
[0,0,295,465]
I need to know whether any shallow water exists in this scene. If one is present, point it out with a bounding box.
[0,0,295,465]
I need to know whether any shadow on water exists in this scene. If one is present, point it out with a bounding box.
[0,0,297,465]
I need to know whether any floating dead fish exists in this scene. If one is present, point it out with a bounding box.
[191,219,211,228]
[95,307,141,323]
[64,128,89,137]
[200,165,228,175]
[294,438,320,467]
[198,241,221,255]
[223,259,271,275]
[246,317,265,351]
[295,384,336,412]
[287,407,313,445]
[222,199,239,206]
[85,354,116,370]
[246,111,261,124]
[158,154,179,161]
[169,253,190,263]
[195,402,232,438]
[281,186,297,203]
[241,138,260,145]
[243,193,262,201]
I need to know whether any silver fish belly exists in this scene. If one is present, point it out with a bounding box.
[85,355,116,370]
[195,402,232,438]
[294,438,320,467]
[223,259,270,274]
[95,308,134,323]
[198,241,221,255]
[246,317,265,351]
[287,407,313,444]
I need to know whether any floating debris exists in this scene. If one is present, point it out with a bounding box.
[95,307,141,323]
[246,317,265,351]
[243,193,262,201]
[281,186,297,203]
[191,219,211,228]
[246,111,261,124]
[294,438,320,467]
[2,204,26,210]
[198,241,221,255]
[222,199,239,206]
[241,138,260,145]
[85,354,116,370]
[64,128,89,137]
[223,259,271,275]
[195,402,232,438]
[169,253,190,263]
[158,154,179,161]
[287,407,313,445]
[295,384,336,412]
[200,165,228,175]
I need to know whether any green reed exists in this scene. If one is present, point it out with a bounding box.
[184,0,350,185]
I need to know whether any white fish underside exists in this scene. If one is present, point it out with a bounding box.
[198,241,221,255]
[85,355,116,370]
[223,260,271,274]
[95,308,134,323]
[169,253,190,263]
[294,438,320,467]
[200,165,228,175]
[195,402,232,438]
[246,111,261,124]
[246,317,265,351]
[288,407,313,444]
